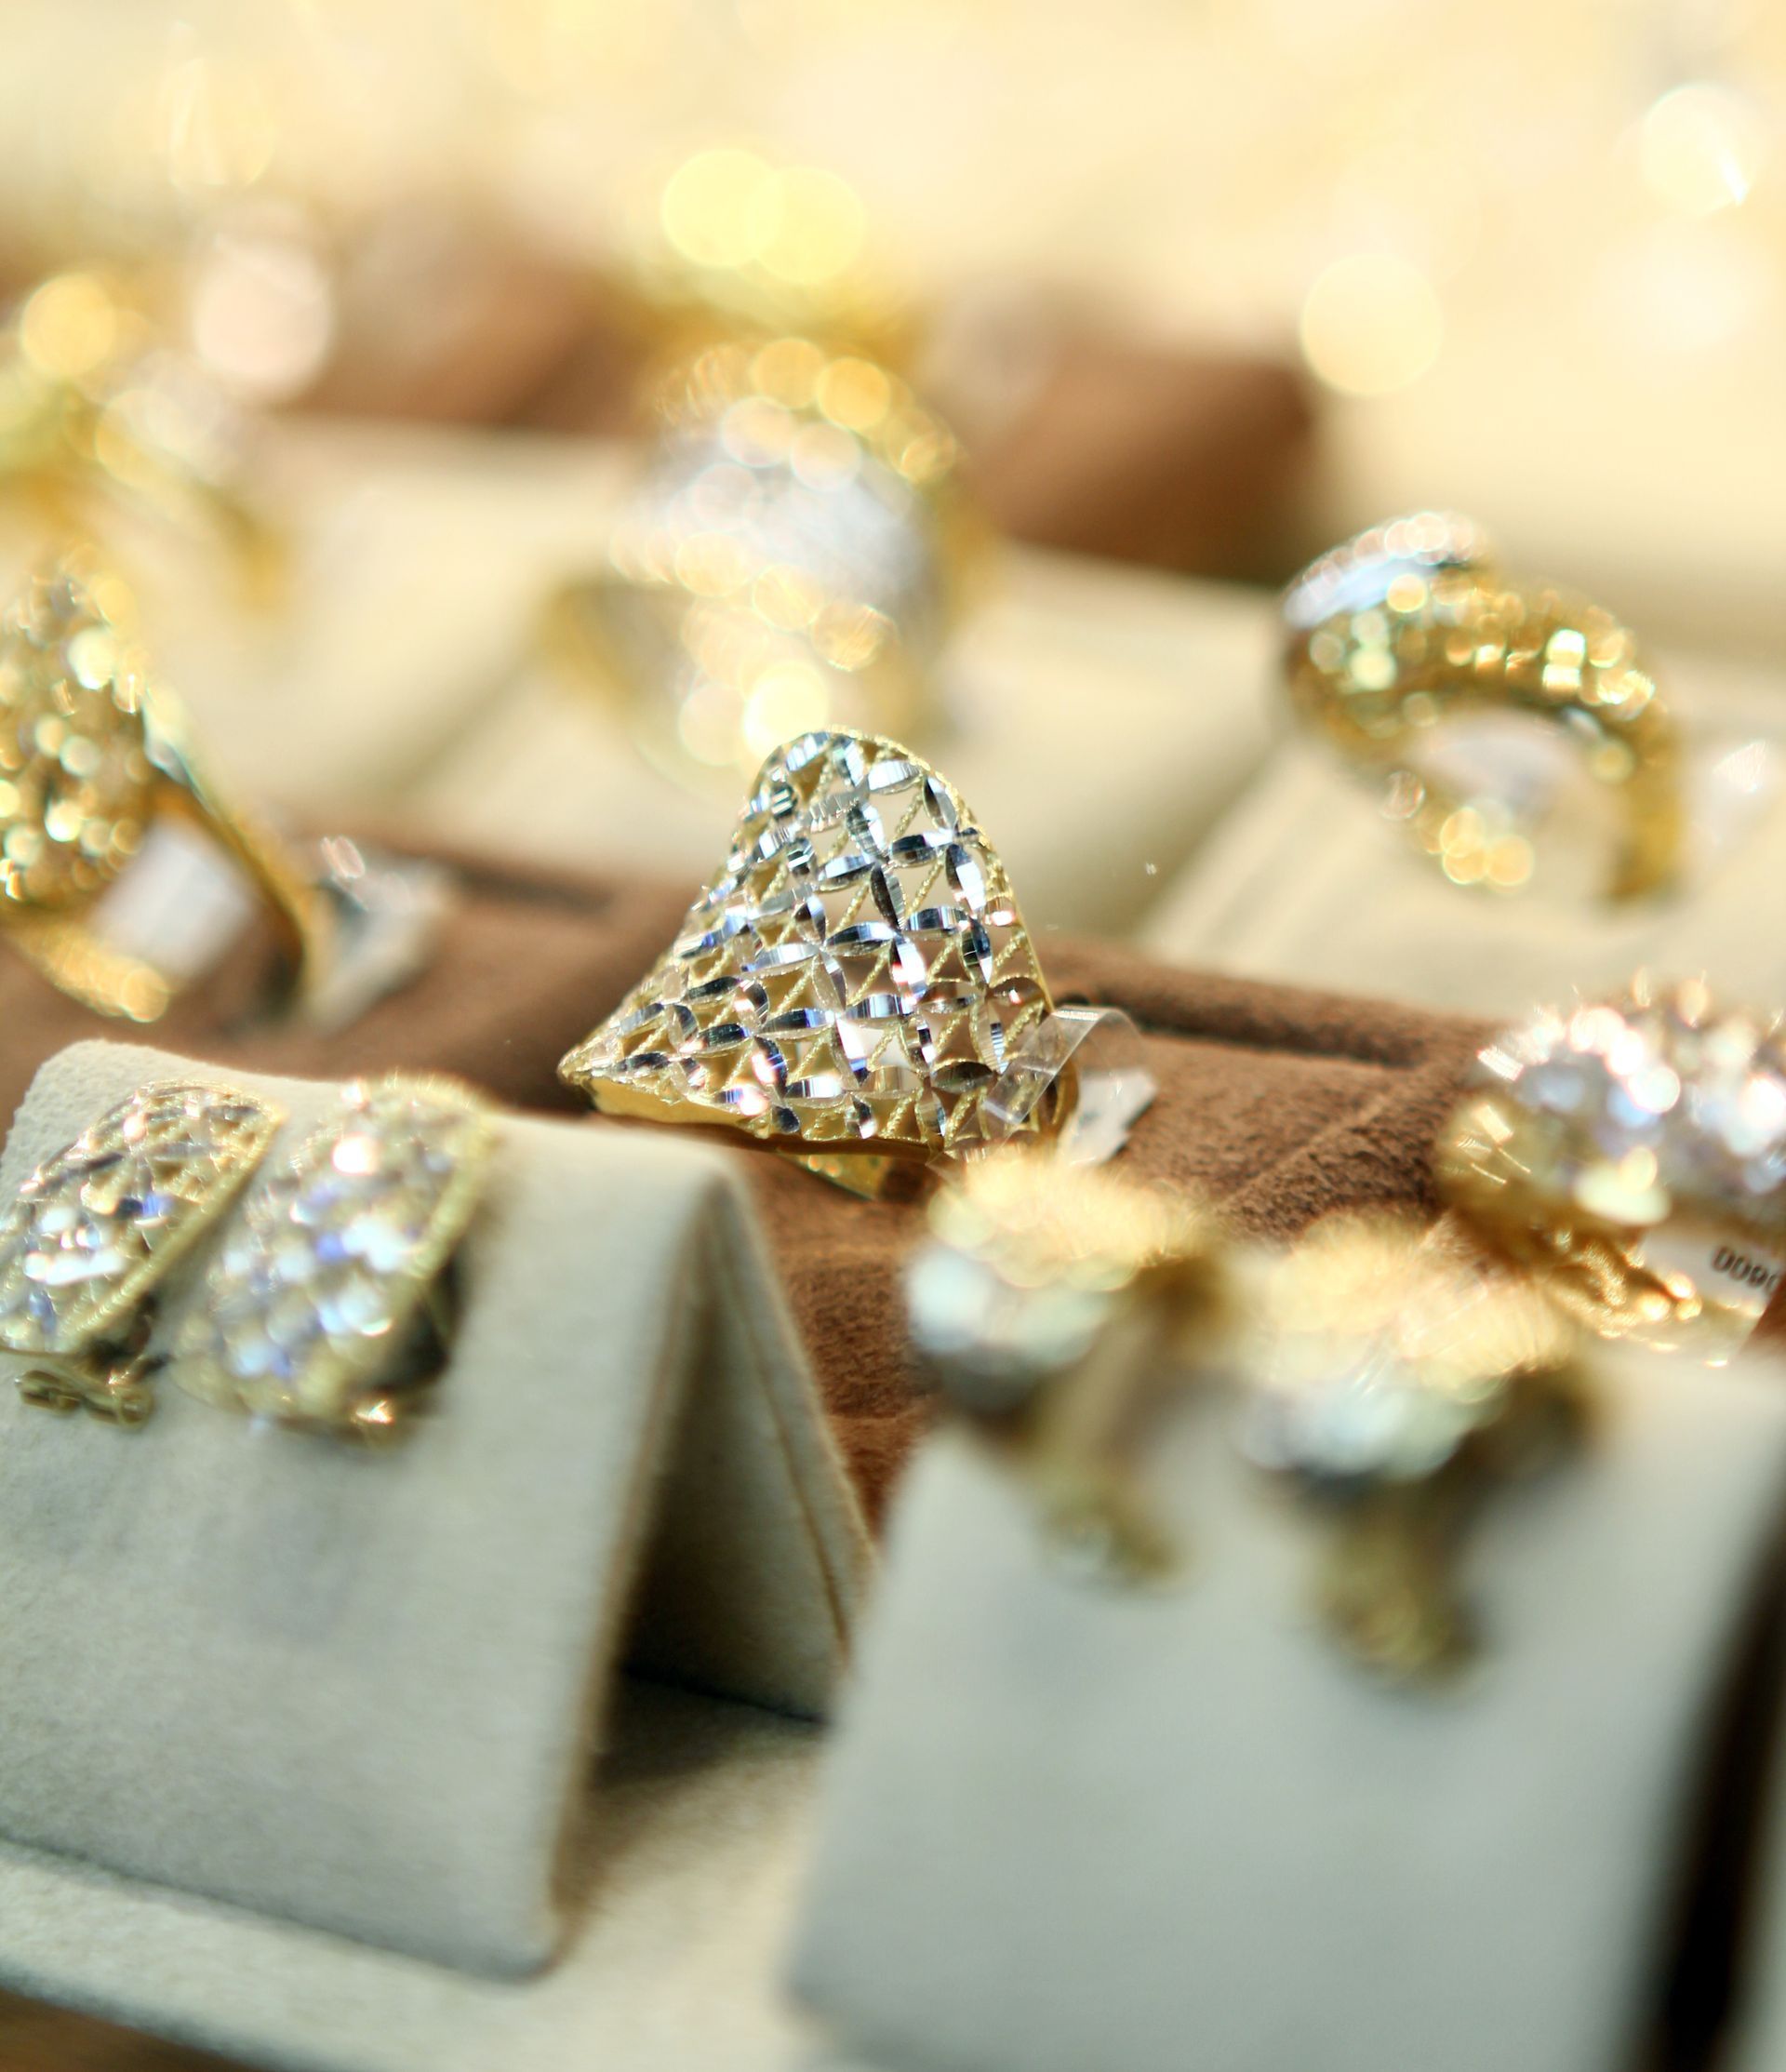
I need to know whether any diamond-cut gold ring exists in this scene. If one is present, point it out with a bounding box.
[0,551,447,1026]
[1283,512,1682,901]
[558,728,1142,1194]
[1435,978,1786,1356]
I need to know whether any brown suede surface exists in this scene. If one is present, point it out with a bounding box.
[740,940,1490,1525]
[0,839,1488,1531]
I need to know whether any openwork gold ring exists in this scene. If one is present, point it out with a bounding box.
[558,727,1152,1194]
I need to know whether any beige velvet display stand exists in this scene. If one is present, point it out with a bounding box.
[0,424,629,815]
[792,1352,1786,2072]
[1145,649,1786,1016]
[0,1042,870,2068]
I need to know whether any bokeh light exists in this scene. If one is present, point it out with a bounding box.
[1299,253,1444,398]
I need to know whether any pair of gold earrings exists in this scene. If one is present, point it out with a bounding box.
[0,1073,491,1438]
[905,1148,1586,1684]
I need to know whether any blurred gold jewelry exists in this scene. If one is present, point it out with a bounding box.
[175,1076,492,1440]
[547,333,980,782]
[1283,512,1682,901]
[0,551,331,1023]
[0,1079,279,1424]
[559,729,1143,1198]
[0,272,284,601]
[1436,978,1786,1357]
[906,1147,1228,1583]
[1243,1213,1585,1680]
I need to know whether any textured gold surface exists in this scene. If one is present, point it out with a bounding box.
[1284,512,1682,901]
[560,729,1056,1164]
[0,557,156,908]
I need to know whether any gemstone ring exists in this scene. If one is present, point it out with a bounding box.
[546,333,976,783]
[1282,512,1683,902]
[1435,978,1786,1355]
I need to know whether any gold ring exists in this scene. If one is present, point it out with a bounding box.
[174,1075,493,1439]
[1243,1212,1585,1678]
[0,1078,281,1423]
[557,728,1142,1196]
[0,551,447,1026]
[0,271,284,601]
[1283,512,1682,901]
[547,333,979,783]
[906,1145,1227,1582]
[1435,977,1786,1356]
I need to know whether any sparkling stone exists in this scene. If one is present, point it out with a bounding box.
[1458,983,1786,1238]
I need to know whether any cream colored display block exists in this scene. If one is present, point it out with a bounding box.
[793,1355,1786,2072]
[0,1041,868,1987]
[410,550,1277,938]
[0,1682,883,2072]
[1145,650,1786,1016]
[1,421,630,811]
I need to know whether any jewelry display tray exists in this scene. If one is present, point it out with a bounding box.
[793,1363,1786,2072]
[3,853,1786,2071]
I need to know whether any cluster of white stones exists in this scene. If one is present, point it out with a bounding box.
[177,1076,490,1425]
[1473,983,1786,1230]
[0,1080,275,1355]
